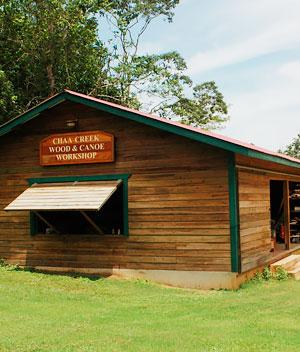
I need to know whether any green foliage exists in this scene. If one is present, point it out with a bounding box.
[0,0,109,122]
[261,266,273,281]
[102,1,228,128]
[274,266,289,281]
[0,257,19,271]
[101,0,181,107]
[167,81,229,129]
[280,133,300,159]
[0,0,229,130]
[106,0,179,24]
[0,69,19,120]
[252,266,289,282]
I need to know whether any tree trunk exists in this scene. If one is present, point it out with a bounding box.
[46,64,55,96]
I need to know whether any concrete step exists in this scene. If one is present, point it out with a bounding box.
[287,262,300,280]
[271,254,300,271]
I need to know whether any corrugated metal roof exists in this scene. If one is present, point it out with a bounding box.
[0,89,299,168]
[5,180,121,211]
[64,89,300,165]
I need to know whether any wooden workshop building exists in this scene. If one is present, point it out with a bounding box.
[1,90,300,289]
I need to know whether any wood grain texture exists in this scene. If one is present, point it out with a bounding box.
[5,181,120,211]
[40,130,114,166]
[0,101,231,272]
[238,169,272,272]
[236,154,300,178]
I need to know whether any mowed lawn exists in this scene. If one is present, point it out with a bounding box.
[0,267,300,352]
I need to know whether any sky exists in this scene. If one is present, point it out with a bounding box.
[136,0,300,151]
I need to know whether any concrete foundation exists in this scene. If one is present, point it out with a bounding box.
[27,265,244,290]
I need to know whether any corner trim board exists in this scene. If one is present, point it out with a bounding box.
[228,153,240,273]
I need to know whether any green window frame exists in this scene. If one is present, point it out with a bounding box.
[27,173,130,236]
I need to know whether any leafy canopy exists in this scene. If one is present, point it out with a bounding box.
[280,134,300,159]
[0,0,229,130]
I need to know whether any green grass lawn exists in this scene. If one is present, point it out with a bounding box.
[0,267,300,352]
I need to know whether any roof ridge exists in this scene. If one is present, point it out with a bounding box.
[63,89,300,165]
[0,89,299,168]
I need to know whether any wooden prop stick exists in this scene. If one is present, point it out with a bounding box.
[33,211,59,234]
[80,211,104,235]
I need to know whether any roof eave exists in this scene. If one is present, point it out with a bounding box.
[0,91,299,170]
[0,93,66,137]
[65,92,300,170]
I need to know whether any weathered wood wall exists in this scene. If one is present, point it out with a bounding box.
[0,101,231,273]
[238,169,272,272]
[238,162,300,273]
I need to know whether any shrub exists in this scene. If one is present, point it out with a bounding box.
[262,267,273,281]
[274,266,289,281]
[0,258,20,271]
[253,266,289,282]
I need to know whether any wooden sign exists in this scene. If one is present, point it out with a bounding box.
[40,130,114,166]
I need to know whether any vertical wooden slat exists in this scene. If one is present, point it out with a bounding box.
[283,180,290,250]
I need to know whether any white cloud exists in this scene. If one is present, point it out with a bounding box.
[137,0,300,151]
[223,77,300,150]
[186,0,300,75]
[187,21,300,75]
[178,0,300,150]
[278,61,300,81]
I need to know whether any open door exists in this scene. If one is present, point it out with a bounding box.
[289,182,300,245]
[270,180,290,251]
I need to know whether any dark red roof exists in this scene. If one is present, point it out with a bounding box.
[65,89,300,165]
[0,89,299,168]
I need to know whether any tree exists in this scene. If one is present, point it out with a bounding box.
[0,0,229,130]
[0,69,19,120]
[101,0,228,129]
[0,0,109,121]
[168,81,229,129]
[97,0,182,107]
[280,134,300,159]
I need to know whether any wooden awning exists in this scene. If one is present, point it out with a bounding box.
[5,180,121,211]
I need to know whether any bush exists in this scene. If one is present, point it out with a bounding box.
[274,266,289,281]
[252,266,289,282]
[0,258,20,271]
[262,267,273,281]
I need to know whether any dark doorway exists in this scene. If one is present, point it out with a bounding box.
[270,180,286,249]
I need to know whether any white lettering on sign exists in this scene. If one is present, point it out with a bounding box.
[53,137,73,145]
[79,143,105,151]
[74,135,100,143]
[55,152,97,161]
[49,137,106,160]
[49,146,71,153]
[40,130,114,166]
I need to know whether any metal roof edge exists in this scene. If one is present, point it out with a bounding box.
[0,90,299,170]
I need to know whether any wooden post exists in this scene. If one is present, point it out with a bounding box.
[283,181,290,250]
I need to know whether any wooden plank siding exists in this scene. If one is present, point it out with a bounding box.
[236,153,300,272]
[236,154,300,179]
[238,169,272,272]
[0,101,231,273]
[5,181,120,211]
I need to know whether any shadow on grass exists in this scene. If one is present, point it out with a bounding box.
[0,260,105,282]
